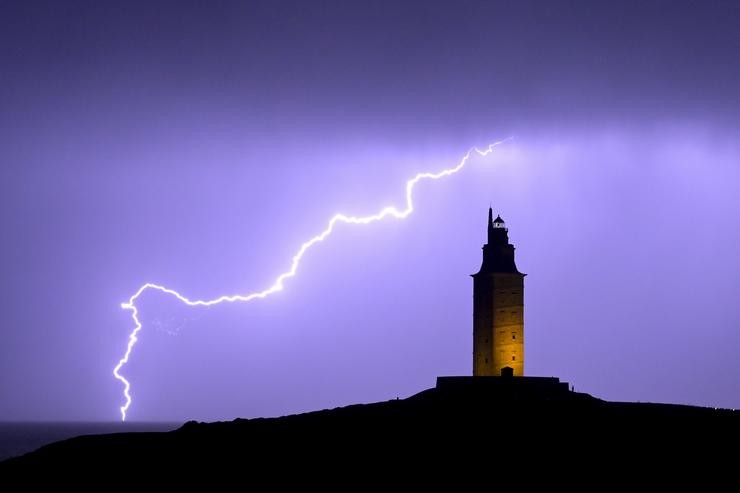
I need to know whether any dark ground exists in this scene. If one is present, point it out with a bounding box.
[2,380,738,482]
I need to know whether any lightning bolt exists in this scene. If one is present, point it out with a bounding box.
[113,138,511,421]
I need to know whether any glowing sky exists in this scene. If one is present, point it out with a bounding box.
[1,1,739,421]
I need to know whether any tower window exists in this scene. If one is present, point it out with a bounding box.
[512,356,516,361]
[485,358,488,364]
[512,334,516,340]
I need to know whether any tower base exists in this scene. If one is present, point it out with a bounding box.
[436,375,573,400]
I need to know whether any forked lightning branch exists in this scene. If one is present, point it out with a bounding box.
[114,139,511,421]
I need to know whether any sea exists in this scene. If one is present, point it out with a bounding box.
[0,422,182,462]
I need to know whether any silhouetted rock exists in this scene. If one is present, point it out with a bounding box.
[2,380,738,482]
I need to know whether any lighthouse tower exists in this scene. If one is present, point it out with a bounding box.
[472,208,525,376]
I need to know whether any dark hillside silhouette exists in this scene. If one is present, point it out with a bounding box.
[3,380,738,480]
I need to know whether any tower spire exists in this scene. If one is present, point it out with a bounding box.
[487,206,494,244]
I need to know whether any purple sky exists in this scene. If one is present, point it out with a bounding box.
[1,1,739,421]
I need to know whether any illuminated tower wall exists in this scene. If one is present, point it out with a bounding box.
[472,208,525,376]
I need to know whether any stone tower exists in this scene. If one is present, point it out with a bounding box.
[472,208,525,376]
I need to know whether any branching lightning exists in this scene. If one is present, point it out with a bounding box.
[113,139,510,421]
